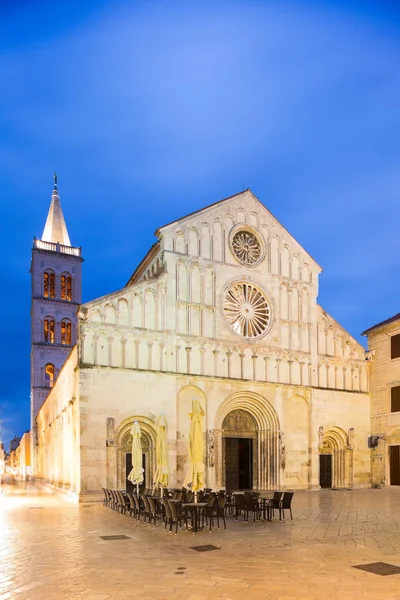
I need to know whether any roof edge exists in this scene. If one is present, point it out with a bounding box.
[362,312,400,336]
[125,242,160,287]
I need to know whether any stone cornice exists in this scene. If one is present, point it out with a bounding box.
[32,297,80,309]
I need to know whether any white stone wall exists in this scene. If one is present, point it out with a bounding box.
[36,347,80,494]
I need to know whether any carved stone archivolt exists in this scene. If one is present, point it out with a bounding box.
[121,431,149,453]
[222,409,257,433]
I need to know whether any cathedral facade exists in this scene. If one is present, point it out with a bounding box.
[34,189,370,500]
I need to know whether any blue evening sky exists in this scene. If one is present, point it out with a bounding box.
[0,0,399,447]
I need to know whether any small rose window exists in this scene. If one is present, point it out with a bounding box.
[231,228,263,265]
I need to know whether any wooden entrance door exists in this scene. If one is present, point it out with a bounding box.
[390,446,400,485]
[125,453,146,491]
[225,438,253,491]
[319,454,332,488]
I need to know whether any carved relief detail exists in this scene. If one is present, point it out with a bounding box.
[222,409,256,433]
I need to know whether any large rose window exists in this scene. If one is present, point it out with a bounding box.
[223,282,271,338]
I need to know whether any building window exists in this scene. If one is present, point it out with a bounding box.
[61,319,72,345]
[43,271,55,299]
[391,386,400,413]
[391,334,400,360]
[61,273,72,301]
[44,318,55,343]
[45,364,55,388]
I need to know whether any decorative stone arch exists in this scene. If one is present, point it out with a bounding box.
[115,416,156,491]
[319,426,353,489]
[213,392,281,491]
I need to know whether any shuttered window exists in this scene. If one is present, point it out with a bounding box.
[391,334,400,359]
[391,386,400,413]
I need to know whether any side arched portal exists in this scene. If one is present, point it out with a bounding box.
[319,426,353,489]
[213,392,281,491]
[115,417,156,491]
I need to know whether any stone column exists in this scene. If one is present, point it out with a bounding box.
[213,349,219,377]
[107,336,112,366]
[226,351,232,379]
[135,339,140,369]
[264,356,269,382]
[200,347,205,376]
[239,353,244,379]
[106,418,116,488]
[121,338,126,369]
[252,354,257,380]
[185,346,191,374]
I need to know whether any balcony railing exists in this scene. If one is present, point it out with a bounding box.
[33,238,81,257]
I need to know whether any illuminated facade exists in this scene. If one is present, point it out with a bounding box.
[35,189,371,500]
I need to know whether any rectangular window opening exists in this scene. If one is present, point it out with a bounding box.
[391,334,400,360]
[391,386,400,413]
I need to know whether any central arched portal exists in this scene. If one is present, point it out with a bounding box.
[214,392,281,491]
[223,410,257,491]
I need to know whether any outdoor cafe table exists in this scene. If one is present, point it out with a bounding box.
[182,502,208,533]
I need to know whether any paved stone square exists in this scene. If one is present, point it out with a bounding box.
[1,483,400,599]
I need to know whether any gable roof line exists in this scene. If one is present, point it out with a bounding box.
[362,312,400,336]
[155,188,321,271]
[155,189,249,233]
[317,304,365,350]
[125,242,160,287]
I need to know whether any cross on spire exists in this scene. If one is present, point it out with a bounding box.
[41,173,71,246]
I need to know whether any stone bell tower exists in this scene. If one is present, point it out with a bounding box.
[30,175,83,451]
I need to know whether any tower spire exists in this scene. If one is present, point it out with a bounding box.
[41,174,71,246]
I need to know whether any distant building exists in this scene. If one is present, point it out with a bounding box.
[363,314,400,486]
[18,432,31,478]
[9,436,21,453]
[34,189,370,500]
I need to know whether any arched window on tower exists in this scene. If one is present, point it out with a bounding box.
[45,363,55,388]
[44,318,55,343]
[61,273,72,301]
[61,319,72,345]
[43,270,55,299]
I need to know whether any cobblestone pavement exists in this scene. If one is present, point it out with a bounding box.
[1,482,400,600]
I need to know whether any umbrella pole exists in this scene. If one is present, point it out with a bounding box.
[194,490,197,504]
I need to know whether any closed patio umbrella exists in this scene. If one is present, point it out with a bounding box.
[153,414,169,494]
[183,400,205,500]
[127,421,144,493]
